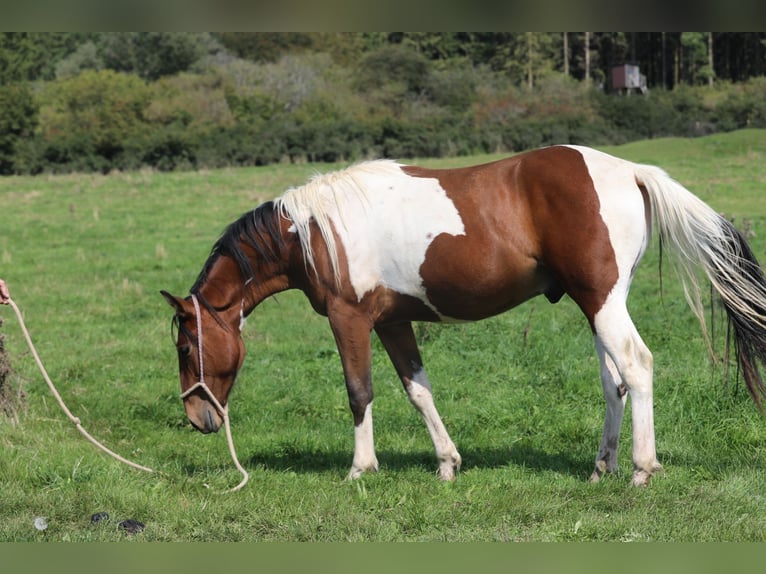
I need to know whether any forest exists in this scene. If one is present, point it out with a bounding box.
[1,32,765,174]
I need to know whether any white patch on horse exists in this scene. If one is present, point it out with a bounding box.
[348,401,378,479]
[564,145,649,290]
[568,145,660,484]
[277,160,465,315]
[407,368,461,480]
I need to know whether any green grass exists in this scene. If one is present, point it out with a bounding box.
[1,130,766,541]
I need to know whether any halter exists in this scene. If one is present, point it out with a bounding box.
[179,294,227,417]
[180,293,249,492]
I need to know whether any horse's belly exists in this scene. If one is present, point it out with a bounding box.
[420,256,552,322]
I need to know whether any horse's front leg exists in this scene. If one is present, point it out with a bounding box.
[375,322,461,481]
[328,310,378,480]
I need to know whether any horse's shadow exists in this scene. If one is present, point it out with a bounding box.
[242,443,592,479]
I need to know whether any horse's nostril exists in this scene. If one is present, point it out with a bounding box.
[205,407,216,433]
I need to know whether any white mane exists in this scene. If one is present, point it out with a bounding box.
[275,159,404,285]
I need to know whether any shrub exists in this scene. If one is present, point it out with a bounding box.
[0,83,38,175]
[145,73,234,132]
[715,77,766,131]
[195,121,292,168]
[36,70,152,172]
[591,87,709,141]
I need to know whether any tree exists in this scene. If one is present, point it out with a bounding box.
[681,32,714,85]
[0,83,38,174]
[36,70,152,167]
[215,33,314,63]
[55,41,103,79]
[0,33,89,84]
[355,44,431,96]
[100,33,222,81]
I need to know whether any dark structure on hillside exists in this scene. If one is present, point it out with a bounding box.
[611,64,648,95]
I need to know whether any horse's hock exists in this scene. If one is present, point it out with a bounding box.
[0,315,25,417]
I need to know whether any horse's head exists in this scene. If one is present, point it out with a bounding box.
[161,290,245,434]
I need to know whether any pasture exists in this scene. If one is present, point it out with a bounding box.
[1,130,766,542]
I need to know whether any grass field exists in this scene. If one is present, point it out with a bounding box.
[1,129,766,542]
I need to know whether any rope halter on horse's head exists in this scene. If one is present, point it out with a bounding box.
[180,293,227,418]
[181,293,249,492]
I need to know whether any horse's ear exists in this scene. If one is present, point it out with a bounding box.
[160,290,188,315]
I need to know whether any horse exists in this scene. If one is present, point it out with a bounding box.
[161,145,766,486]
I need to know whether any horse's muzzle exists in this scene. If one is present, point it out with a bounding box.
[186,399,223,434]
[192,405,222,434]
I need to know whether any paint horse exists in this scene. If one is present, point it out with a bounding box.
[162,145,766,486]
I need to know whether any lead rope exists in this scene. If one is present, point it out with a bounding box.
[6,298,153,473]
[188,294,249,492]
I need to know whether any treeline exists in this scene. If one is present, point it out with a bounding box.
[1,32,765,175]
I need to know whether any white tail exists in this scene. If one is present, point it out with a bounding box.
[634,164,766,406]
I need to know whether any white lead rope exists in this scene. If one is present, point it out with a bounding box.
[6,298,153,473]
[6,295,248,492]
[189,294,249,492]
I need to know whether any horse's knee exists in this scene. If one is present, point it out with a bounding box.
[617,342,653,395]
[347,386,373,425]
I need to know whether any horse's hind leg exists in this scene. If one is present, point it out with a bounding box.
[375,322,462,481]
[593,294,663,486]
[589,337,628,482]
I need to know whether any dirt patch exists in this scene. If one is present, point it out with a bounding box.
[0,315,26,419]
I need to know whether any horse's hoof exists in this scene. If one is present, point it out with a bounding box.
[589,459,614,483]
[631,461,663,486]
[631,470,651,486]
[438,453,462,481]
[347,460,379,480]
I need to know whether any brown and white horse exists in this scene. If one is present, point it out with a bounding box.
[162,145,766,486]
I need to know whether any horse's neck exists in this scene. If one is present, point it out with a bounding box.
[201,253,290,319]
[197,257,249,317]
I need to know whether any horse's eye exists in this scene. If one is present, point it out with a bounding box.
[178,345,192,357]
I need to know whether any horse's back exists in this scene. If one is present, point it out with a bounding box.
[291,146,649,324]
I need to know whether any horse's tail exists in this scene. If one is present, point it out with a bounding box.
[633,163,766,408]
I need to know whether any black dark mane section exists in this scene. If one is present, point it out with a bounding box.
[191,200,284,295]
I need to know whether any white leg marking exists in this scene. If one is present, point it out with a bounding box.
[407,368,461,480]
[573,146,663,485]
[594,296,662,486]
[589,337,628,483]
[347,402,379,480]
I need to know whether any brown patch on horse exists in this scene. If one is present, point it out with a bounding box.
[404,147,619,327]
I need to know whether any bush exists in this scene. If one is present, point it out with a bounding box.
[0,83,38,175]
[377,115,479,158]
[35,70,152,172]
[4,58,764,175]
[715,77,766,131]
[196,121,292,168]
[591,87,709,141]
[120,127,198,172]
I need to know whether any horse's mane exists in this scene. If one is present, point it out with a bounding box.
[191,159,403,298]
[275,159,403,285]
[191,200,285,296]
